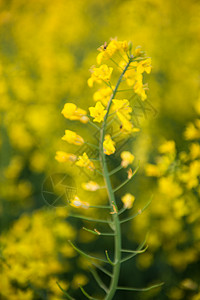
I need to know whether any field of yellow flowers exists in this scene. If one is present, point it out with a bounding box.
[0,0,200,299]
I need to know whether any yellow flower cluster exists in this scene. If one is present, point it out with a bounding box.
[55,39,148,237]
[87,64,113,87]
[139,102,200,279]
[96,39,128,65]
[0,209,76,300]
[93,87,113,106]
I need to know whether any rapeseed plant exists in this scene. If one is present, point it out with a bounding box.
[56,38,162,299]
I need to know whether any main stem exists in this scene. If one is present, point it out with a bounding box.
[99,59,131,300]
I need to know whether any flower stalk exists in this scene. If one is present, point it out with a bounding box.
[99,59,131,300]
[56,38,163,299]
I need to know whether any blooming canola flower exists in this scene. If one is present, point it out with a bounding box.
[62,130,84,145]
[75,152,95,171]
[55,151,77,163]
[89,101,107,123]
[103,134,116,155]
[61,103,89,124]
[87,64,113,87]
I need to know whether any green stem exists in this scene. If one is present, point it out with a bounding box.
[99,59,132,300]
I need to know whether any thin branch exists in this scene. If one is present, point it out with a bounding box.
[105,250,115,266]
[83,227,100,236]
[83,227,116,236]
[117,206,127,216]
[88,204,111,209]
[79,285,100,300]
[85,141,99,149]
[92,262,113,278]
[89,268,108,293]
[110,57,124,71]
[113,165,139,193]
[120,245,148,263]
[56,282,75,300]
[87,119,101,130]
[117,282,164,292]
[120,197,152,224]
[116,88,134,93]
[109,164,123,176]
[121,245,148,253]
[68,240,108,264]
[68,213,113,224]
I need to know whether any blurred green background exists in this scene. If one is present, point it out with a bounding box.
[0,0,200,299]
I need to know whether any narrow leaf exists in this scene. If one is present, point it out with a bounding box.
[109,164,123,176]
[92,262,113,278]
[68,214,113,224]
[118,206,127,216]
[68,240,108,263]
[121,245,148,263]
[79,285,100,300]
[88,205,111,209]
[105,250,114,266]
[113,165,139,193]
[89,268,108,293]
[120,197,152,224]
[121,245,148,253]
[117,282,164,292]
[83,227,100,235]
[56,281,75,300]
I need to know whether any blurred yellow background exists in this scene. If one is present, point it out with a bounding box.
[0,0,200,299]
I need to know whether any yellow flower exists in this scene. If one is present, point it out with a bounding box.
[137,58,152,74]
[184,120,200,140]
[134,46,143,56]
[179,160,200,189]
[103,134,116,155]
[89,101,107,123]
[70,196,89,209]
[93,87,113,106]
[88,64,113,87]
[82,181,100,191]
[145,164,161,177]
[121,193,135,209]
[158,140,176,154]
[96,39,128,64]
[61,103,89,124]
[75,152,95,171]
[55,151,77,163]
[62,130,84,145]
[189,143,200,160]
[117,112,140,134]
[122,61,139,86]
[121,151,134,168]
[134,78,147,101]
[112,99,132,120]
